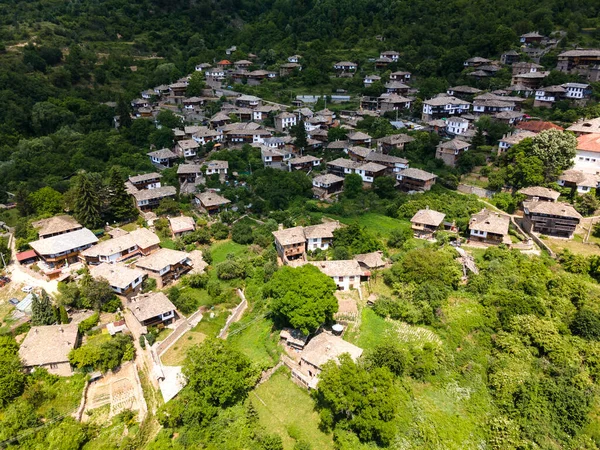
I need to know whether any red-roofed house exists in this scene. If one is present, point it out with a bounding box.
[574,133,600,174]
[16,250,38,265]
[217,60,232,68]
[516,121,563,133]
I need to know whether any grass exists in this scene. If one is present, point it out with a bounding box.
[210,240,248,264]
[326,212,410,239]
[0,208,19,227]
[228,315,280,367]
[120,222,138,232]
[34,372,88,416]
[192,310,229,337]
[161,331,206,366]
[178,286,215,307]
[345,307,395,350]
[160,239,178,250]
[252,368,334,450]
[545,237,600,256]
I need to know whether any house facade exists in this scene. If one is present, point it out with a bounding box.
[522,201,582,239]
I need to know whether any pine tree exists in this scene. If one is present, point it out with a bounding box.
[31,291,57,326]
[117,96,132,129]
[294,121,308,152]
[107,168,138,223]
[59,305,69,324]
[472,126,486,150]
[15,187,33,217]
[74,174,102,229]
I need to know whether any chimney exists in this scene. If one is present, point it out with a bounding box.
[425,205,429,210]
[278,223,284,231]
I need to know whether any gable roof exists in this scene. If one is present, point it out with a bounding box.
[411,208,446,227]
[177,164,201,175]
[438,138,470,151]
[81,228,159,258]
[517,186,560,201]
[313,174,345,185]
[301,332,363,369]
[568,118,600,134]
[272,226,306,246]
[398,168,437,181]
[168,216,196,234]
[195,191,231,208]
[19,324,79,367]
[148,148,177,159]
[32,215,82,238]
[129,292,176,322]
[30,228,98,256]
[523,201,582,219]
[136,248,191,272]
[469,209,510,235]
[516,121,563,132]
[133,185,177,202]
[577,133,600,153]
[308,260,364,277]
[559,169,600,187]
[90,263,146,289]
[354,251,386,269]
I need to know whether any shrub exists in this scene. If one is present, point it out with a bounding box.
[78,312,99,334]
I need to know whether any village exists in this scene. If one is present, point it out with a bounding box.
[2,23,600,449]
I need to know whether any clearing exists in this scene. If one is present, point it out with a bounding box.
[160,330,206,366]
[210,240,248,264]
[326,212,409,239]
[251,368,334,450]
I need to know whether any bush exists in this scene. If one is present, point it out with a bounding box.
[210,222,230,240]
[216,258,247,280]
[232,222,254,244]
[571,309,600,340]
[78,312,99,334]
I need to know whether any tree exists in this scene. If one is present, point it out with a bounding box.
[231,222,254,244]
[117,96,132,129]
[265,264,338,334]
[31,291,57,326]
[529,130,577,182]
[343,173,363,199]
[74,174,102,229]
[183,339,259,408]
[156,110,183,129]
[210,222,230,240]
[571,309,600,340]
[372,176,396,199]
[186,71,206,96]
[0,336,25,407]
[155,198,180,217]
[29,187,64,215]
[46,417,88,450]
[315,355,403,446]
[332,223,382,256]
[106,167,138,223]
[15,186,34,217]
[364,341,410,376]
[293,121,308,150]
[80,274,116,310]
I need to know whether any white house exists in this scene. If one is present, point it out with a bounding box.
[364,74,381,87]
[563,82,590,99]
[446,117,469,135]
[574,134,600,174]
[308,260,366,291]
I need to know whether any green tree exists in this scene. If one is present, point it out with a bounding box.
[80,274,116,310]
[156,110,183,129]
[315,355,403,446]
[31,291,57,326]
[293,121,308,150]
[372,176,396,199]
[265,264,338,334]
[117,96,132,129]
[106,167,138,223]
[46,417,88,450]
[0,336,25,407]
[186,71,206,96]
[29,187,64,215]
[529,130,577,182]
[343,173,363,199]
[183,339,259,408]
[74,174,102,229]
[231,222,254,244]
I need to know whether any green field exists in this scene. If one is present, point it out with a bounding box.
[345,307,395,350]
[327,212,410,239]
[228,315,280,367]
[35,373,88,416]
[252,368,334,450]
[210,240,249,264]
[161,331,206,366]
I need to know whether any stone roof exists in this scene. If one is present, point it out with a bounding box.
[178,139,200,150]
[349,146,372,158]
[438,138,470,151]
[559,169,600,187]
[327,158,360,169]
[90,263,146,290]
[210,112,231,122]
[517,186,561,201]
[177,164,202,175]
[313,174,345,185]
[354,251,386,269]
[559,49,600,57]
[334,61,357,66]
[468,70,492,77]
[494,111,526,120]
[30,228,98,256]
[378,134,415,146]
[356,162,387,173]
[500,130,537,145]
[469,209,510,235]
[523,201,582,219]
[568,118,600,134]
[19,324,79,367]
[129,292,176,323]
[424,95,470,106]
[366,152,408,165]
[538,85,567,93]
[448,85,482,94]
[326,140,350,150]
[411,208,446,227]
[129,172,161,184]
[204,160,229,170]
[32,215,82,238]
[169,216,196,234]
[133,186,177,202]
[301,332,363,369]
[136,248,191,272]
[577,133,600,153]
[272,226,306,246]
[289,155,321,165]
[195,191,231,208]
[398,168,437,181]
[385,81,409,89]
[347,131,372,141]
[148,148,177,159]
[81,228,160,258]
[303,221,342,240]
[309,260,364,277]
[379,94,411,104]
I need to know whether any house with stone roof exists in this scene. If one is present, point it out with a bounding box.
[132,185,177,211]
[410,208,446,239]
[567,118,600,136]
[422,95,471,121]
[312,174,345,198]
[80,228,160,265]
[129,172,162,190]
[558,169,600,194]
[517,186,560,203]
[468,209,510,245]
[435,138,470,167]
[19,324,80,376]
[347,131,372,147]
[128,292,176,330]
[90,262,146,297]
[32,215,82,240]
[272,222,342,263]
[194,191,231,214]
[377,134,415,153]
[275,112,297,132]
[30,228,99,269]
[354,251,386,270]
[522,201,582,238]
[308,260,367,291]
[136,248,192,288]
[169,216,196,237]
[396,168,437,192]
[148,148,178,167]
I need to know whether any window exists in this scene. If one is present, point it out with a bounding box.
[338,277,344,282]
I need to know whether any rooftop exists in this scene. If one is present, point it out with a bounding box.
[30,228,98,256]
[517,186,560,201]
[32,215,82,238]
[129,292,176,323]
[195,191,231,208]
[469,209,510,235]
[411,208,446,227]
[559,169,600,187]
[169,216,196,234]
[354,251,386,269]
[90,262,146,289]
[272,226,306,246]
[148,148,177,159]
[81,228,160,258]
[301,332,363,369]
[568,118,600,134]
[177,164,202,175]
[136,248,191,272]
[438,138,470,150]
[398,168,437,181]
[516,121,563,133]
[577,133,600,153]
[313,173,345,185]
[133,185,177,202]
[308,259,364,277]
[523,201,582,219]
[19,324,79,367]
